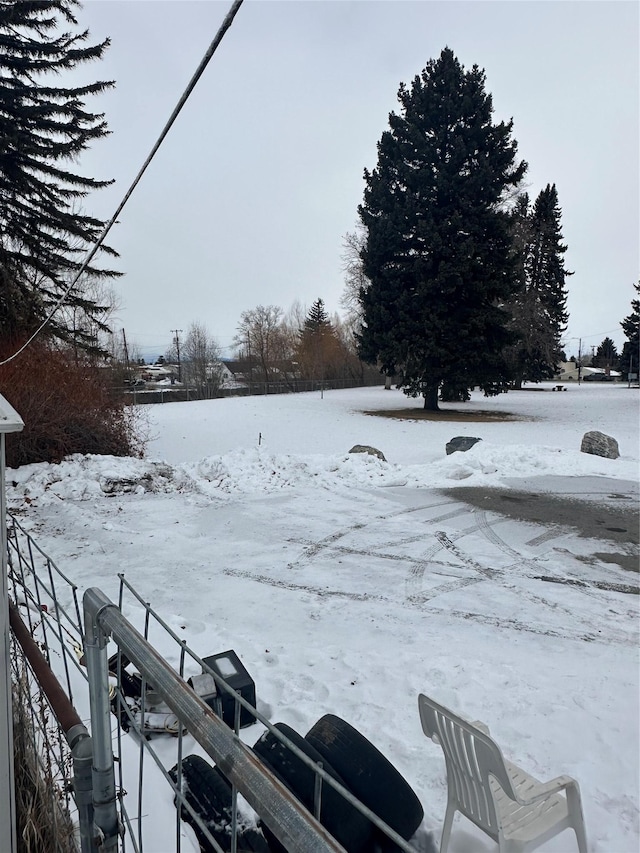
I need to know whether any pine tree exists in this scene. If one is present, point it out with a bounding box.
[592,336,618,371]
[619,281,639,378]
[357,47,526,410]
[297,298,341,380]
[0,0,119,349]
[505,184,570,385]
[303,298,332,333]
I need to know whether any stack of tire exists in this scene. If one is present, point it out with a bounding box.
[169,755,268,852]
[171,714,424,852]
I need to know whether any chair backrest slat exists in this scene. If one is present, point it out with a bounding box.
[418,693,517,835]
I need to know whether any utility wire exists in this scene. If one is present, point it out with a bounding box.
[0,0,245,367]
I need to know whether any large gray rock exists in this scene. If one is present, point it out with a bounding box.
[348,444,386,462]
[580,431,620,459]
[446,436,482,456]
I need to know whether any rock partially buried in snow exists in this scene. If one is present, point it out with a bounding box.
[446,436,482,455]
[580,431,620,460]
[348,444,387,462]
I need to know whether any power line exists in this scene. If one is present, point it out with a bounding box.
[568,327,623,341]
[0,0,245,368]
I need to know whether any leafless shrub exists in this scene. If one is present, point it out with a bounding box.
[0,339,146,468]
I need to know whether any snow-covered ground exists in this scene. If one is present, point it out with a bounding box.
[7,383,640,852]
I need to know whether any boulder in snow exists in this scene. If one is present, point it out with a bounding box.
[446,436,482,456]
[580,431,620,459]
[348,445,386,462]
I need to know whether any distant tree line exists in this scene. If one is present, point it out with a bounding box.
[232,298,377,386]
[150,299,381,401]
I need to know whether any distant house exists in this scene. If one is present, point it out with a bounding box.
[136,364,176,384]
[222,360,251,387]
[581,368,621,381]
[222,359,300,386]
[555,362,621,382]
[218,362,238,387]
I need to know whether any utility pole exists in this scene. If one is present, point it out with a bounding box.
[578,338,582,385]
[171,329,183,382]
[122,329,131,380]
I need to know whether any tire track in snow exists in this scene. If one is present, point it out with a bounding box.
[224,568,388,602]
[405,517,494,600]
[222,570,635,647]
[525,528,563,547]
[405,516,577,618]
[473,509,604,605]
[286,499,458,569]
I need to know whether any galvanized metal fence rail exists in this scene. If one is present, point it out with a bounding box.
[6,513,422,852]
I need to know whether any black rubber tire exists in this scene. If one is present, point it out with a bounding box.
[305,715,424,841]
[252,723,375,853]
[169,754,269,852]
[237,828,270,853]
[169,754,233,851]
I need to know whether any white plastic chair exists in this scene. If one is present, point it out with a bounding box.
[418,693,587,853]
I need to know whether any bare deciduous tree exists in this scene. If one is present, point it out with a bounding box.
[182,322,223,399]
[234,305,286,382]
[340,227,369,348]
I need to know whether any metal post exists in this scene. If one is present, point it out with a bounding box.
[0,395,24,853]
[68,725,98,853]
[83,591,120,852]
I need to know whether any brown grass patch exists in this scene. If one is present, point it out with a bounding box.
[362,407,527,423]
[12,659,76,853]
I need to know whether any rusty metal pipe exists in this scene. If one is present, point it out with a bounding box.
[9,600,82,736]
[9,600,98,852]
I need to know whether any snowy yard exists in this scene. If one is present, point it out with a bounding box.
[8,382,639,853]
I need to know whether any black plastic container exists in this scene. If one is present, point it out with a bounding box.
[201,649,256,729]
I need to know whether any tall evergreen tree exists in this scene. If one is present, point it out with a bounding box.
[619,281,639,378]
[357,48,526,410]
[297,298,340,380]
[505,184,570,385]
[0,0,119,349]
[592,336,618,370]
[302,298,332,334]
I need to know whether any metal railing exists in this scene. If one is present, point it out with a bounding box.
[6,514,421,852]
[95,574,421,852]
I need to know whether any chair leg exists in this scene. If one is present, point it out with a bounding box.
[500,842,524,853]
[574,822,588,853]
[439,802,456,853]
[567,786,588,853]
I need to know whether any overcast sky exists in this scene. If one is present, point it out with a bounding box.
[74,0,639,360]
